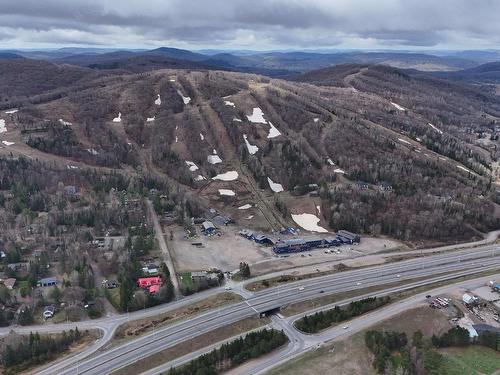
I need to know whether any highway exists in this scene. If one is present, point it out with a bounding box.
[140,272,500,375]
[35,244,500,375]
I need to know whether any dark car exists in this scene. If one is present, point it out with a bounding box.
[426,295,432,299]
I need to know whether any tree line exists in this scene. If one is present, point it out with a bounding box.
[295,296,391,334]
[1,328,83,374]
[165,329,288,375]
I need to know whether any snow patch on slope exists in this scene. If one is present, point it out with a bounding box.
[428,123,443,134]
[267,122,281,139]
[246,108,267,124]
[292,213,328,233]
[212,171,238,181]
[267,177,284,193]
[243,134,259,155]
[391,102,406,111]
[219,189,236,196]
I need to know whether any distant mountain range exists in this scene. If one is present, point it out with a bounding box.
[3,47,500,78]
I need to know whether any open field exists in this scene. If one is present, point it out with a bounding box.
[268,306,453,375]
[110,316,268,375]
[111,292,242,345]
[437,346,500,375]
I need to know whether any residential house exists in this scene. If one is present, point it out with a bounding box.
[37,277,58,287]
[2,278,16,290]
[379,181,393,191]
[137,276,162,288]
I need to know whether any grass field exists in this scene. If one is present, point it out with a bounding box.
[179,272,194,288]
[438,346,500,375]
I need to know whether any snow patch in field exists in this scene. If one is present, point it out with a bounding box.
[147,116,155,122]
[207,155,222,164]
[233,118,242,122]
[155,94,161,106]
[224,100,235,107]
[177,90,191,105]
[327,158,335,166]
[267,177,284,193]
[428,123,443,134]
[238,204,252,210]
[246,107,267,124]
[243,134,259,155]
[2,141,14,146]
[334,168,346,174]
[185,161,199,172]
[112,112,122,123]
[200,133,204,141]
[194,175,206,181]
[59,119,72,126]
[212,171,238,181]
[292,213,328,233]
[87,148,98,155]
[0,119,6,133]
[219,189,236,196]
[398,138,411,145]
[457,165,471,173]
[391,102,406,111]
[5,109,18,114]
[267,122,281,139]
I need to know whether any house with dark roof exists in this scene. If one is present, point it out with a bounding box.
[37,277,57,287]
[379,181,393,191]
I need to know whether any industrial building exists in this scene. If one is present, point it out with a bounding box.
[272,231,357,254]
[336,230,361,244]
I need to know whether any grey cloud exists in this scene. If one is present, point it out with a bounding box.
[0,0,498,49]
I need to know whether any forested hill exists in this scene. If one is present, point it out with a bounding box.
[0,63,499,242]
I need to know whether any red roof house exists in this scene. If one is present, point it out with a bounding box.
[137,276,162,288]
[148,284,161,294]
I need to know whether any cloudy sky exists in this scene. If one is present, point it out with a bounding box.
[0,0,499,50]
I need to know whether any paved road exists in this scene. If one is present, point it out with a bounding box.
[146,199,181,298]
[241,273,500,375]
[40,246,500,374]
[144,271,500,375]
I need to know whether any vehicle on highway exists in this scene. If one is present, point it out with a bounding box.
[224,286,232,290]
[356,282,362,285]
[298,286,305,291]
[319,290,324,293]
[343,325,349,329]
[396,274,401,278]
[426,294,432,298]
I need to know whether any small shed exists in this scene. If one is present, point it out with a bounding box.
[201,221,216,234]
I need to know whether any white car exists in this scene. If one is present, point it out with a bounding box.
[356,282,362,286]
[224,286,232,290]
[298,286,305,291]
[396,274,401,278]
[343,325,349,330]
